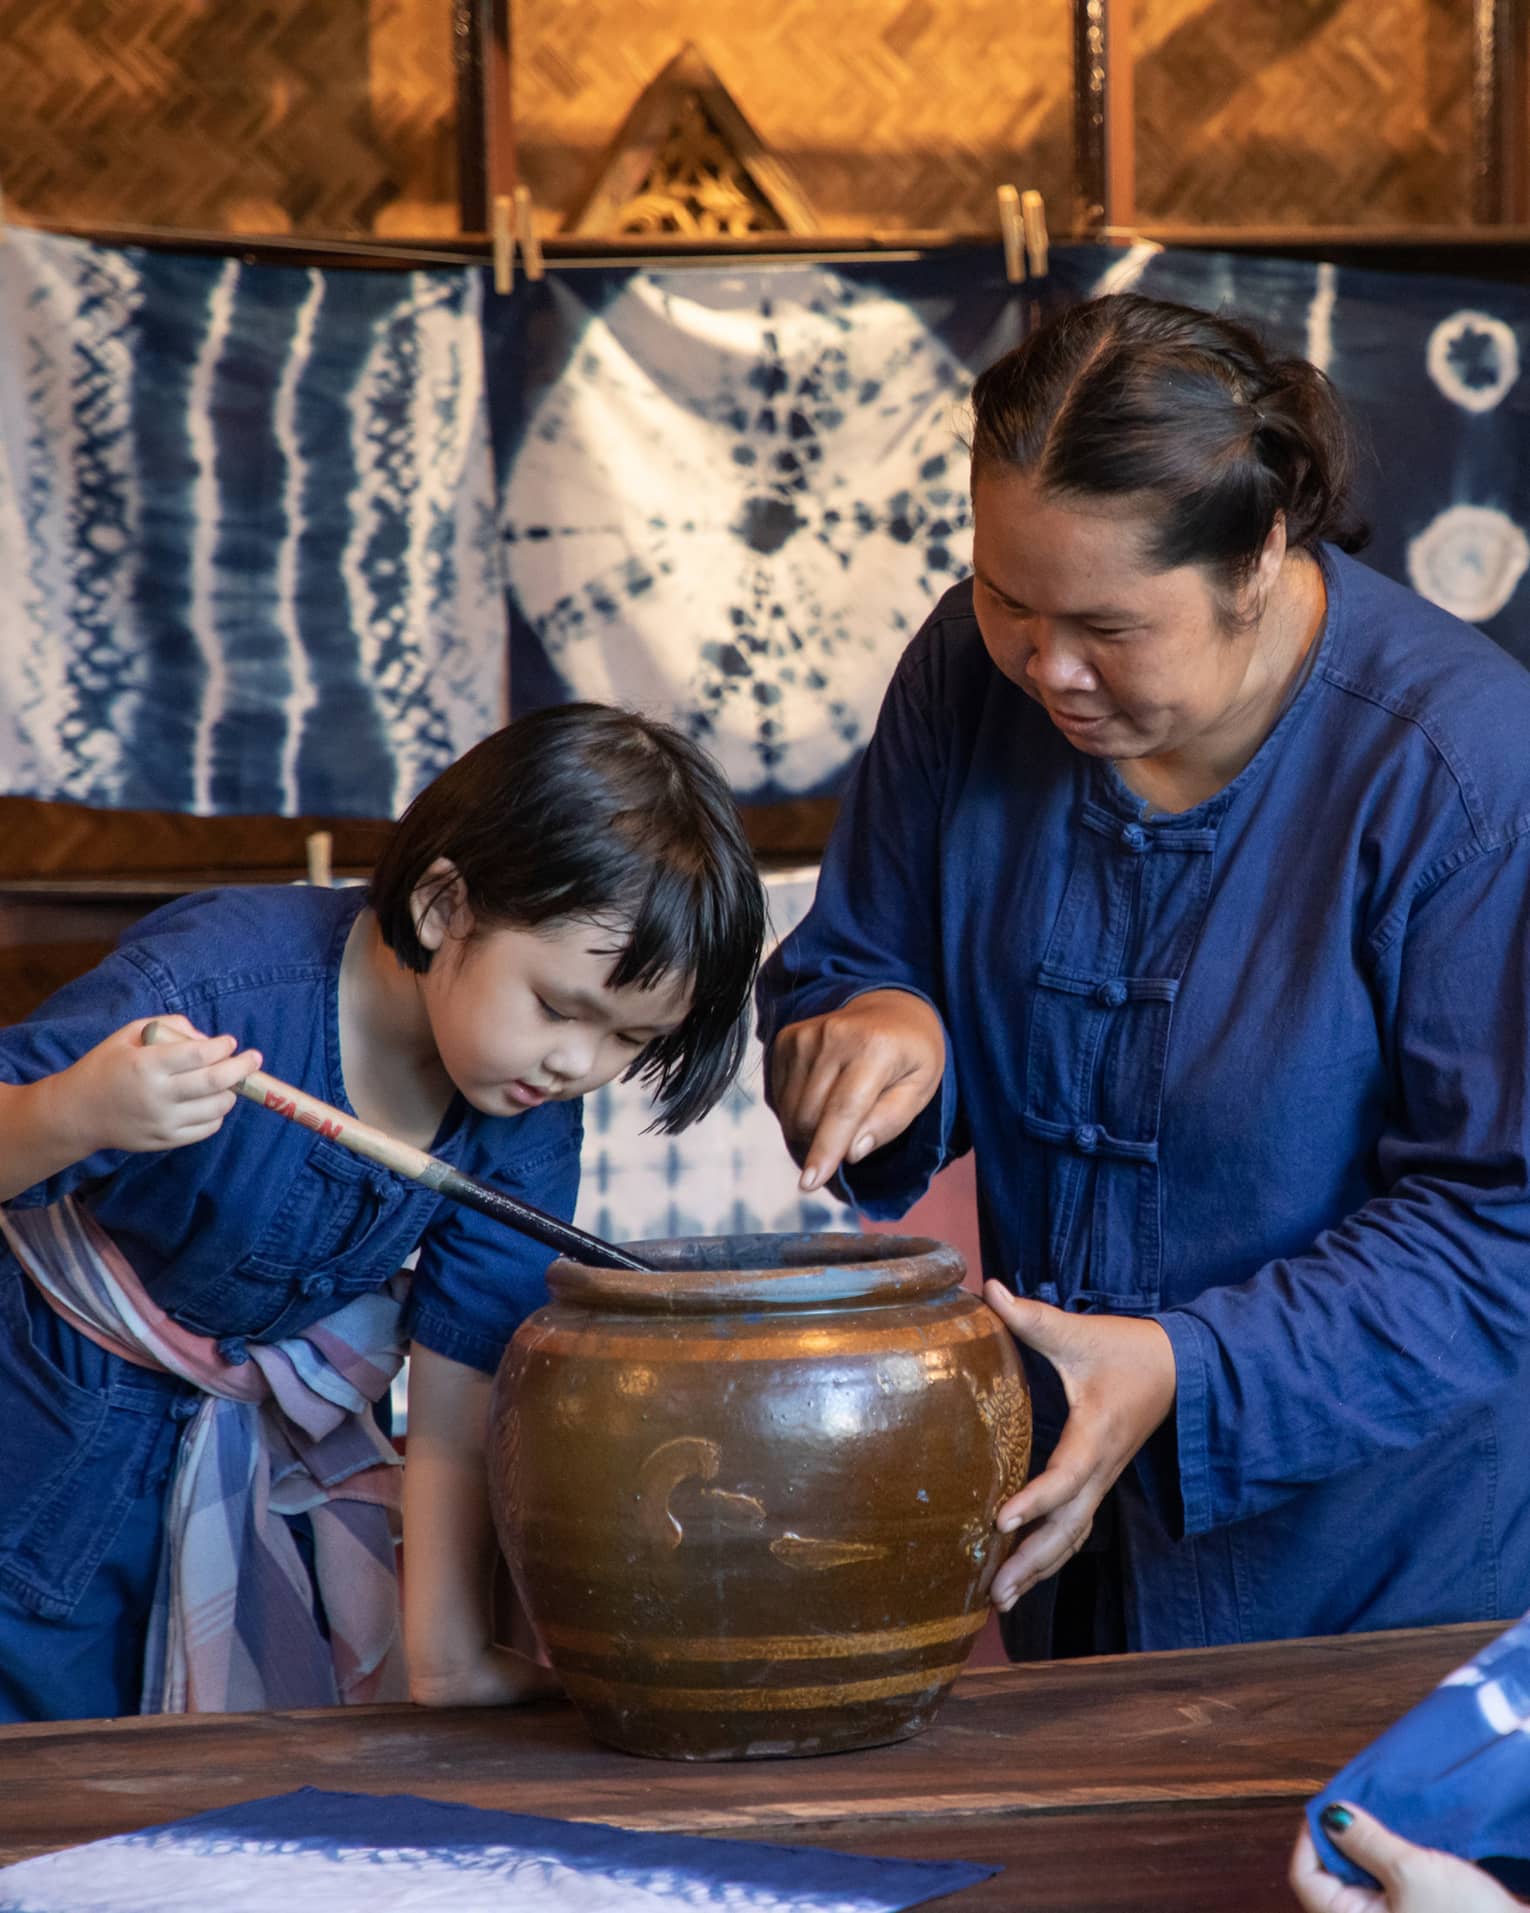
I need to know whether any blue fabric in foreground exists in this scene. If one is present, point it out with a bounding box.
[0,1784,997,1911]
[1308,1613,1530,1892]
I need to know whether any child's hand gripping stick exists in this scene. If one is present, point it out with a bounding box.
[139,1019,654,1273]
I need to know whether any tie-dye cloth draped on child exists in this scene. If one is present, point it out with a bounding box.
[0,1198,407,1712]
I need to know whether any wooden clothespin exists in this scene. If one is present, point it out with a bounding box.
[1020,189,1049,280]
[305,830,334,888]
[997,184,1025,285]
[513,185,544,282]
[492,193,514,295]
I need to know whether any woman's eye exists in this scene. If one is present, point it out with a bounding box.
[615,1032,646,1049]
[536,997,572,1024]
[978,580,1028,617]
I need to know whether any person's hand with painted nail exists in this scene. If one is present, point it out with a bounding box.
[765,990,945,1194]
[982,1281,1177,1613]
[1289,1802,1525,1911]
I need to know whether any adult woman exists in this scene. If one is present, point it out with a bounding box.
[757,292,1530,1658]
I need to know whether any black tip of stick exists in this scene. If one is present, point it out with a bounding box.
[434,1163,655,1271]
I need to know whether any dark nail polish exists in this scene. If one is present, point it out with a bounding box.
[1320,1805,1354,1834]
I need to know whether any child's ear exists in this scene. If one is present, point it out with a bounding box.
[411,858,473,954]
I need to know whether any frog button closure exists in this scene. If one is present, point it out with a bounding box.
[1120,823,1150,853]
[1074,1123,1101,1154]
[216,1335,250,1367]
[1096,979,1128,1009]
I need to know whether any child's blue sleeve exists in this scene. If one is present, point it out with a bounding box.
[404,1104,584,1374]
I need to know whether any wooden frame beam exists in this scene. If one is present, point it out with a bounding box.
[1073,0,1135,236]
[454,0,515,234]
[1473,0,1530,224]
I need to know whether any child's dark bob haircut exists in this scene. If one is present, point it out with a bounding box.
[370,704,765,1132]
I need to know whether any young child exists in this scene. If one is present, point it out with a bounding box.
[0,704,765,1722]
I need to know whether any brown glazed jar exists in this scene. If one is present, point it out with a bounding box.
[488,1232,1031,1761]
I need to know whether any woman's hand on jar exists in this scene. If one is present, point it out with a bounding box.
[766,990,945,1193]
[1289,1806,1526,1912]
[982,1283,1178,1611]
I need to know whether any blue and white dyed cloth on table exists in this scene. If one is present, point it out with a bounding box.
[1048,241,1530,670]
[0,1787,996,1911]
[0,228,502,817]
[576,866,854,1246]
[486,254,1021,804]
[1308,1612,1530,1893]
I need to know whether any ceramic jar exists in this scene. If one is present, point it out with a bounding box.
[488,1232,1031,1760]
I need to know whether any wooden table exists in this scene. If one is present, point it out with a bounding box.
[0,1623,1498,1911]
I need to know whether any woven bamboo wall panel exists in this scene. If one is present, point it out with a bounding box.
[0,0,1485,241]
[1133,0,1472,226]
[513,0,1077,236]
[0,0,460,235]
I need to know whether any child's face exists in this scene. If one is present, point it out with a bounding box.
[417,903,693,1118]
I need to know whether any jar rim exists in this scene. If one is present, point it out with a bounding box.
[545,1232,967,1314]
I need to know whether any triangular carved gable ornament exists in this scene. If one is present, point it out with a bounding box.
[567,45,819,237]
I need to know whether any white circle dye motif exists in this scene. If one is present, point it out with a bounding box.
[501,269,977,796]
[1425,311,1521,414]
[1408,505,1530,623]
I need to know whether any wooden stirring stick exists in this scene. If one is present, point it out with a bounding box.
[140,1019,655,1273]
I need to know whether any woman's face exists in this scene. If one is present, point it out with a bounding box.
[970,468,1279,765]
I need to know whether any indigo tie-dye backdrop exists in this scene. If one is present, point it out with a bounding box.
[486,256,1021,804]
[0,229,502,817]
[4,234,1530,818]
[577,868,856,1245]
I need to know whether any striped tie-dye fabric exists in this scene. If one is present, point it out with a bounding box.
[0,228,504,817]
[0,1198,407,1714]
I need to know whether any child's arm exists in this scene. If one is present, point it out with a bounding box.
[0,1015,261,1202]
[402,1342,560,1707]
